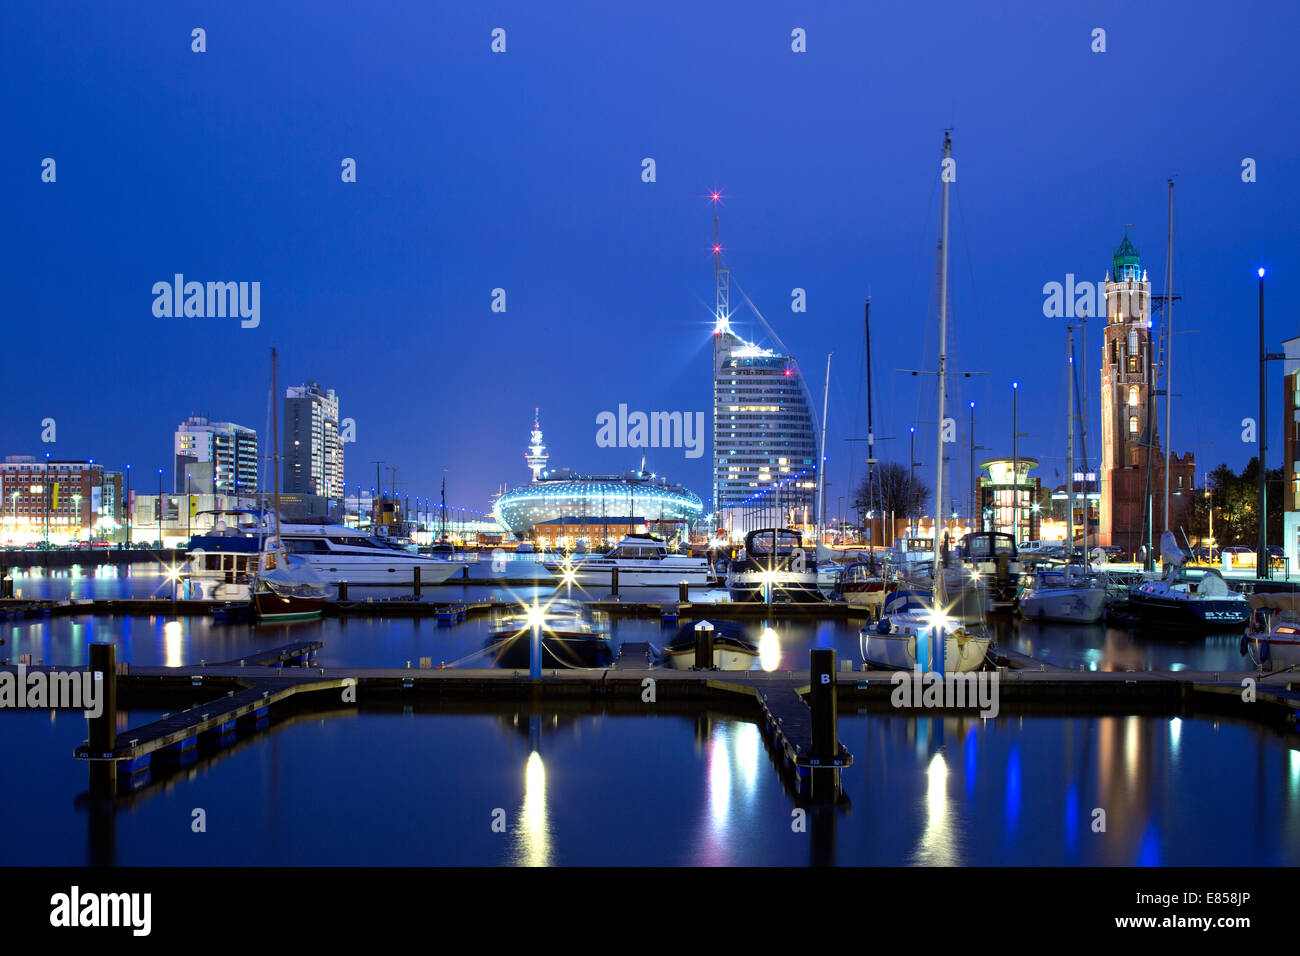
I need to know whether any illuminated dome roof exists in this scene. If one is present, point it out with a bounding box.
[492,472,703,538]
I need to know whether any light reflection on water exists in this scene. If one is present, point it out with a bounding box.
[6,567,1263,674]
[0,705,1298,865]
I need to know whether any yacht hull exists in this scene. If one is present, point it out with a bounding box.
[540,561,711,587]
[253,588,325,623]
[485,631,614,669]
[1018,586,1108,624]
[859,627,991,673]
[1128,593,1249,630]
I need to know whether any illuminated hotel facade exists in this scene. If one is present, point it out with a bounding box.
[706,206,818,536]
[712,328,818,533]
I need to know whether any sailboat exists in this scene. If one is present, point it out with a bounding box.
[252,348,331,623]
[861,132,992,672]
[1018,325,1108,623]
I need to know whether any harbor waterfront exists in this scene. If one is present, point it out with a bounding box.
[3,562,1300,869]
[9,0,1300,931]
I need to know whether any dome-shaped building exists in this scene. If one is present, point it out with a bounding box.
[492,469,703,543]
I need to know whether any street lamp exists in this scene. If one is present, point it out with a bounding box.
[72,494,82,544]
[1257,266,1269,579]
[1012,381,1020,543]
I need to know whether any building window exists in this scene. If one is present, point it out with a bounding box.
[1129,415,1139,435]
[1127,356,1138,373]
[1127,328,1138,355]
[1128,386,1139,407]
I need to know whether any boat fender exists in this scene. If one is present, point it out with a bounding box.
[1240,634,1250,657]
[876,618,891,635]
[1260,639,1270,663]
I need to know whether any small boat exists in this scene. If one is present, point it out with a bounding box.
[726,528,822,602]
[1243,592,1300,671]
[1017,565,1108,624]
[251,347,330,624]
[252,547,330,622]
[181,517,262,601]
[485,599,613,668]
[541,533,712,587]
[1127,534,1249,631]
[886,537,935,578]
[957,531,1022,610]
[661,620,759,670]
[860,590,992,672]
[831,560,893,614]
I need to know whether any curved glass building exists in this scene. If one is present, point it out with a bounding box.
[493,470,703,539]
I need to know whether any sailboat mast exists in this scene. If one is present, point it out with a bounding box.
[865,298,875,546]
[933,131,951,595]
[1162,178,1175,533]
[1066,327,1075,561]
[818,352,832,545]
[271,347,281,546]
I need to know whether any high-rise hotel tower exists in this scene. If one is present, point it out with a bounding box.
[709,213,818,531]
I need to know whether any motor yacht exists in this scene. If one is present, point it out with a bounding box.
[540,533,711,587]
[726,528,822,602]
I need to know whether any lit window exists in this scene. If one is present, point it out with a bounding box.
[1128,386,1139,407]
[1129,416,1139,435]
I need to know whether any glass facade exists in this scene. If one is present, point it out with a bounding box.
[712,334,818,520]
[492,474,702,539]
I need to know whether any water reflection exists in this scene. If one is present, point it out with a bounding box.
[513,750,552,867]
[915,751,957,865]
[163,620,183,668]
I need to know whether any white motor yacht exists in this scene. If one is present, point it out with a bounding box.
[540,533,711,587]
[273,522,459,585]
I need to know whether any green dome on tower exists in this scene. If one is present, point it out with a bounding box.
[1113,231,1140,281]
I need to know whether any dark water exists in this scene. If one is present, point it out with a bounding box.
[2,564,1293,865]
[2,705,1298,865]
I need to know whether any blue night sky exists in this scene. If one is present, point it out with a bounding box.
[3,0,1296,515]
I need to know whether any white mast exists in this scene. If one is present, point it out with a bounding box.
[1066,327,1075,562]
[818,352,832,545]
[933,131,951,599]
[1162,179,1175,532]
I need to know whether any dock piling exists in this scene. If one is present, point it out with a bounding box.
[337,581,348,601]
[679,581,688,603]
[694,621,715,670]
[88,642,118,798]
[413,566,422,598]
[809,648,837,761]
[611,567,619,598]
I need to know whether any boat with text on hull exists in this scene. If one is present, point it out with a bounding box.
[1127,533,1249,631]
